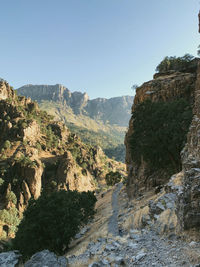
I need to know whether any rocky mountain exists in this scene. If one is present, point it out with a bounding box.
[17,84,133,127]
[0,79,125,240]
[17,84,133,162]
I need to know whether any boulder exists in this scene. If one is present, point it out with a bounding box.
[0,251,21,267]
[24,250,67,267]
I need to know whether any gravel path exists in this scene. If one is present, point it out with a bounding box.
[108,183,123,236]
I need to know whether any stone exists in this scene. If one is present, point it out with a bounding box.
[24,250,67,267]
[189,241,198,247]
[0,251,21,267]
[127,242,138,249]
[104,244,115,252]
[135,252,147,261]
[115,256,125,265]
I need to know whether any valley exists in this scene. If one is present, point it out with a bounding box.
[17,84,133,162]
[0,5,200,267]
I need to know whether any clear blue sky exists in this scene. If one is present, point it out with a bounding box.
[0,0,199,99]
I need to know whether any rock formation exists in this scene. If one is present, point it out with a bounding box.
[178,60,200,231]
[125,61,197,197]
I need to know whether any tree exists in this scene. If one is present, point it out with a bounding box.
[156,54,194,73]
[13,190,97,259]
[131,84,139,94]
[105,171,122,186]
[129,99,192,173]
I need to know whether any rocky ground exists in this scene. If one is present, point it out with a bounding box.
[64,183,200,267]
[1,182,200,266]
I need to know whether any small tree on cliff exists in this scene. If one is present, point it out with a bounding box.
[156,54,194,72]
[13,190,97,259]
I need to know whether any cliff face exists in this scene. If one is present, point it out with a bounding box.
[179,61,200,231]
[0,80,126,239]
[125,64,197,198]
[17,84,133,127]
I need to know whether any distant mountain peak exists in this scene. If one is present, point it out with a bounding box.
[17,84,134,127]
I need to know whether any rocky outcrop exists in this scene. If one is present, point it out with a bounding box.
[178,61,200,231]
[125,63,197,198]
[0,250,22,267]
[0,80,15,101]
[24,250,67,267]
[17,84,133,127]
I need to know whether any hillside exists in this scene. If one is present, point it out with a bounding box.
[0,79,126,240]
[17,84,133,162]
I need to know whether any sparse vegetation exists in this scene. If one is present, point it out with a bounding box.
[3,140,11,150]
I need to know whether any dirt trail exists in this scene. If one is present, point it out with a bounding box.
[108,183,123,236]
[66,184,200,267]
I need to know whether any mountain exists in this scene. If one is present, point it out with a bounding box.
[17,84,133,162]
[17,84,133,126]
[0,79,126,240]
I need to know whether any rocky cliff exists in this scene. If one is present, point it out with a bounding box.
[0,80,126,239]
[179,61,200,232]
[125,62,197,198]
[17,84,133,127]
[125,55,200,236]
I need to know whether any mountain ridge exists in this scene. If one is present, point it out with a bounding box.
[17,84,133,127]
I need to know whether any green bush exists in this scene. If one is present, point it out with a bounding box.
[3,140,11,150]
[0,207,20,234]
[0,178,4,186]
[156,54,194,73]
[129,99,192,173]
[16,155,37,168]
[6,191,17,205]
[13,190,97,258]
[105,171,122,186]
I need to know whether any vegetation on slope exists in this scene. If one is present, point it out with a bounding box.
[39,100,126,162]
[0,81,126,241]
[129,98,192,174]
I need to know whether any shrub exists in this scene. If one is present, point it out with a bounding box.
[105,171,122,186]
[129,99,192,173]
[16,155,37,168]
[0,207,20,234]
[6,191,17,205]
[3,140,11,150]
[0,178,4,186]
[156,54,194,73]
[13,190,97,258]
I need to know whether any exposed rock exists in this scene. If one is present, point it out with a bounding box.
[24,250,67,267]
[0,251,21,267]
[0,80,15,101]
[178,61,200,232]
[22,120,40,143]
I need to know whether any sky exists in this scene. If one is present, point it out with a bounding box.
[0,0,199,99]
